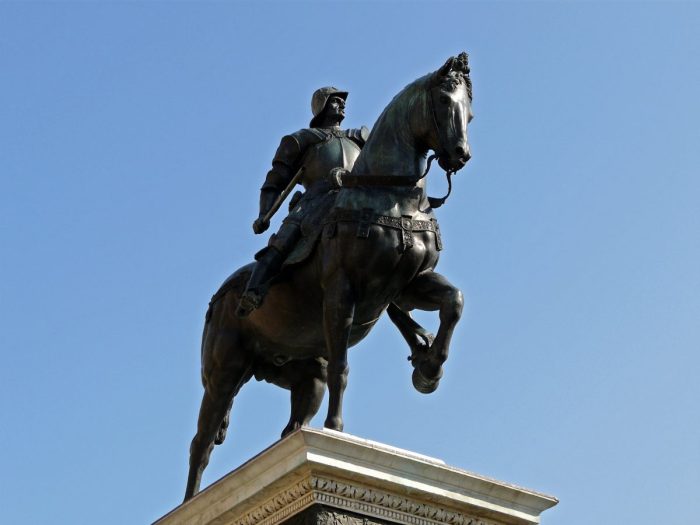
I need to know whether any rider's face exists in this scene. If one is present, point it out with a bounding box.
[325,96,346,120]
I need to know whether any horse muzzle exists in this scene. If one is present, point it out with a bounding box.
[438,148,470,172]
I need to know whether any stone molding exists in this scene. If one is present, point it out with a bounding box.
[233,475,497,525]
[237,478,314,525]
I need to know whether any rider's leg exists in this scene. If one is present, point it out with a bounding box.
[237,222,301,317]
[236,247,285,314]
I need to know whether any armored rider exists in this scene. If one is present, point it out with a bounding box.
[237,87,369,317]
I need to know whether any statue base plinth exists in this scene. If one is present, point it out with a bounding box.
[155,428,557,525]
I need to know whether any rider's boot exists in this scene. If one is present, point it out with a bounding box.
[236,247,285,317]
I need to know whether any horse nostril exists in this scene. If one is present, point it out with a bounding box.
[455,145,471,162]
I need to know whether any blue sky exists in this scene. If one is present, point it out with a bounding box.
[1,2,698,524]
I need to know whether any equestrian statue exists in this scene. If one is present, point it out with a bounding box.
[185,52,473,501]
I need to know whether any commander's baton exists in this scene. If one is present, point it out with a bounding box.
[261,167,305,224]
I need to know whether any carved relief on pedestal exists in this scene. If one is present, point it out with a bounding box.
[232,475,497,525]
[236,479,315,525]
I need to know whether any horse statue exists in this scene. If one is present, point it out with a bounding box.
[185,52,473,501]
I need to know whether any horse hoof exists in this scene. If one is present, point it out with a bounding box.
[324,417,344,432]
[281,421,301,437]
[412,368,440,394]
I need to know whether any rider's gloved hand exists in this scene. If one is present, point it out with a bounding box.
[252,216,270,234]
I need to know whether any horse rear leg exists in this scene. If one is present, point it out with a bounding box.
[322,273,355,431]
[281,357,328,437]
[215,397,233,445]
[184,330,252,501]
[251,355,328,437]
[395,270,464,394]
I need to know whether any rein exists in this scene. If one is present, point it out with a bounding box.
[339,154,456,209]
[419,154,456,210]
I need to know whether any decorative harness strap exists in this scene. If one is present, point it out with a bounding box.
[324,207,442,253]
[340,174,420,187]
[338,155,455,208]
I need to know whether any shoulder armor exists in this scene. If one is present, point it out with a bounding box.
[272,134,301,165]
[289,128,327,150]
[271,128,328,166]
[263,132,308,191]
[345,126,370,146]
[263,128,329,191]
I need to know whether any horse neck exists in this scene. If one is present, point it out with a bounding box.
[353,80,431,179]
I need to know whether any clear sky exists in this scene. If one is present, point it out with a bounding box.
[1,2,698,524]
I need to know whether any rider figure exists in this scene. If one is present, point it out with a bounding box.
[237,87,369,317]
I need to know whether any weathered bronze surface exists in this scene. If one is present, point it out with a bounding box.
[185,53,473,501]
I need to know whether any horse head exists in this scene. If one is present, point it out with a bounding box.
[424,52,473,173]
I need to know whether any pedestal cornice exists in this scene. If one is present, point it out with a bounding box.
[155,428,557,525]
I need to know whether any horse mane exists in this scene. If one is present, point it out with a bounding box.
[371,73,432,135]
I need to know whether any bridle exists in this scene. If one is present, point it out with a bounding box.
[420,85,461,209]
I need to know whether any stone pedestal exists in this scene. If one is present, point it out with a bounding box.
[155,428,557,525]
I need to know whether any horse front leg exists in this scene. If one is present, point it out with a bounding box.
[395,270,463,394]
[322,272,355,431]
[387,303,435,359]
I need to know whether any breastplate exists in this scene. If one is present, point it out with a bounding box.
[301,133,361,190]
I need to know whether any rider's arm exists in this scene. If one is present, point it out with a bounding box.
[254,135,303,233]
[346,126,371,147]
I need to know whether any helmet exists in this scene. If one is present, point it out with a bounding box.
[310,86,348,128]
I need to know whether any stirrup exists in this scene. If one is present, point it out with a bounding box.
[236,290,263,318]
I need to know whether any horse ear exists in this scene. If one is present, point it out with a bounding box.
[437,56,455,77]
[453,52,470,75]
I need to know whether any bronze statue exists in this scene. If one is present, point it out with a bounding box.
[185,53,473,501]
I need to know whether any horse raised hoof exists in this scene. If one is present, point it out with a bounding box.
[411,364,443,394]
